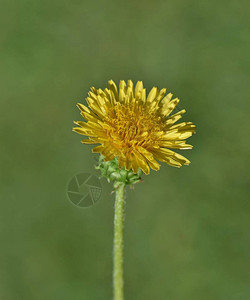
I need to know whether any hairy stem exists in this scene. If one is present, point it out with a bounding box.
[113,183,126,300]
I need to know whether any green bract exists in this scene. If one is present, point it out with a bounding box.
[96,155,142,187]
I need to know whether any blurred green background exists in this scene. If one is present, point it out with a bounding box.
[1,0,250,299]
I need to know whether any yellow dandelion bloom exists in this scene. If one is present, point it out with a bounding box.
[73,80,196,175]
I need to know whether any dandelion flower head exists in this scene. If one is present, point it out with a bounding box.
[73,80,196,174]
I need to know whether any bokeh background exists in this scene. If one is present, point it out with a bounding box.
[1,0,250,299]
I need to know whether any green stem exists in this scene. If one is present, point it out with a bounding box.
[113,183,126,300]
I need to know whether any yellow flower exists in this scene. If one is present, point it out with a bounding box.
[73,80,196,175]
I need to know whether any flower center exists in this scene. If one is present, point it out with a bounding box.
[107,104,162,150]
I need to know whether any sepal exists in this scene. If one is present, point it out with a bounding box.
[96,155,142,187]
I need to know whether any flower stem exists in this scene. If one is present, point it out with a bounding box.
[113,183,126,300]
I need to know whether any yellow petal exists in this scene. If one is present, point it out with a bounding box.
[118,155,126,169]
[77,103,91,113]
[92,145,104,153]
[160,131,193,141]
[81,139,96,144]
[135,81,143,95]
[108,80,118,100]
[134,149,150,175]
[159,141,193,149]
[164,109,186,126]
[130,152,139,173]
[73,127,96,137]
[161,98,180,117]
[160,93,173,107]
[137,146,160,171]
[147,87,158,103]
[154,148,190,166]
